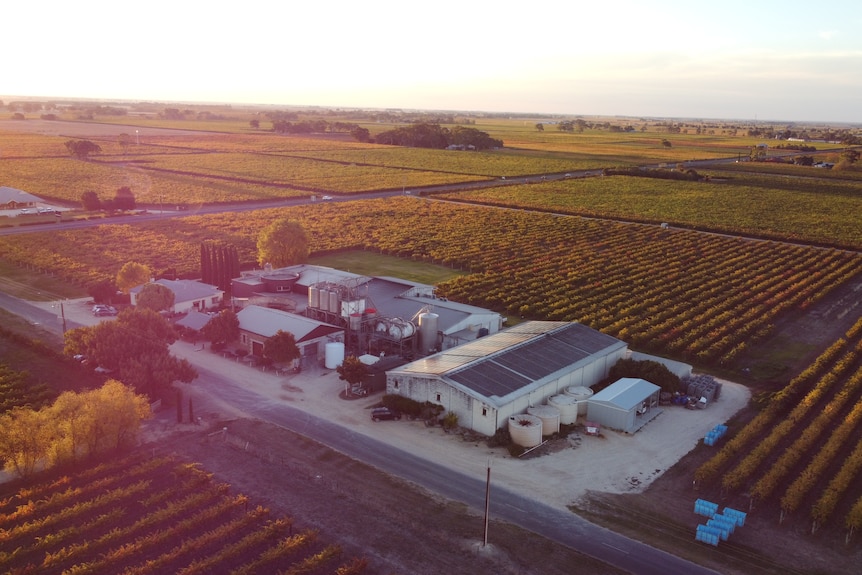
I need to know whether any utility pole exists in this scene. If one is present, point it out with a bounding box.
[483,459,491,547]
[60,301,67,334]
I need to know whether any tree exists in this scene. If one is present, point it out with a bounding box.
[608,358,680,394]
[116,261,151,294]
[263,330,301,365]
[535,123,544,132]
[257,219,309,268]
[135,282,175,312]
[201,241,239,293]
[661,139,672,148]
[88,278,119,304]
[840,149,859,164]
[64,139,102,159]
[249,119,260,129]
[0,407,48,478]
[64,308,196,398]
[0,381,151,478]
[81,190,101,211]
[200,309,240,346]
[113,186,136,211]
[350,126,371,143]
[118,132,132,153]
[336,355,368,386]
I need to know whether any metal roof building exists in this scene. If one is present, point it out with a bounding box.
[232,264,503,358]
[385,321,628,436]
[130,279,223,315]
[236,305,344,366]
[587,377,662,433]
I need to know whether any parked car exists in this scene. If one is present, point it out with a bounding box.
[371,407,401,421]
[92,304,118,317]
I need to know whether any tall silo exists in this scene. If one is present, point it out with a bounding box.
[308,285,320,309]
[418,312,439,354]
[318,289,330,312]
[328,289,340,316]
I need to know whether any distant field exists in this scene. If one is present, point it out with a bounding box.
[309,250,465,285]
[1,119,802,207]
[435,169,862,250]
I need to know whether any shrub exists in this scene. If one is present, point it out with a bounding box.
[441,412,459,430]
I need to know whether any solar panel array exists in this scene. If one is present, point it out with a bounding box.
[443,322,620,399]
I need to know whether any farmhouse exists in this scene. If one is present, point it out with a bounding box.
[586,377,662,433]
[0,186,42,210]
[232,264,503,359]
[385,321,628,437]
[236,305,344,368]
[130,279,223,314]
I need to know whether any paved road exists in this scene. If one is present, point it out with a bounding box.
[0,293,720,575]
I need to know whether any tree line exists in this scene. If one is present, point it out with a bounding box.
[0,380,151,479]
[372,123,502,150]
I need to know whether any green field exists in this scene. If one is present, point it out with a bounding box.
[310,250,465,285]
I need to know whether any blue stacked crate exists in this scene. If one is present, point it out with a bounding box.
[694,498,719,517]
[723,507,747,527]
[704,424,728,446]
[696,524,721,546]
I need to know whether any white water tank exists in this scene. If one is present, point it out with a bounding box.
[548,394,579,425]
[324,341,344,369]
[528,405,561,436]
[508,414,543,448]
[565,386,594,415]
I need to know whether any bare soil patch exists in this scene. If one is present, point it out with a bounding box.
[153,418,622,575]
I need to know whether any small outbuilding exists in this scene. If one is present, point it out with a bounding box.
[586,377,662,433]
[130,279,223,314]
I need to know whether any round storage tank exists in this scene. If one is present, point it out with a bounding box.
[324,342,344,369]
[564,386,594,415]
[388,319,416,340]
[418,312,439,354]
[528,405,561,436]
[308,285,320,309]
[508,414,543,448]
[548,394,579,425]
[349,312,362,330]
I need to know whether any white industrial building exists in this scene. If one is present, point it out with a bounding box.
[385,321,628,437]
[232,264,503,359]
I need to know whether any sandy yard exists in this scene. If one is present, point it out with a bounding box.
[39,297,750,512]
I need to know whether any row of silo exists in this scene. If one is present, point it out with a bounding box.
[508,386,596,447]
[308,284,341,314]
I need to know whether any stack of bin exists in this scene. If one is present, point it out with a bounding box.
[704,424,728,446]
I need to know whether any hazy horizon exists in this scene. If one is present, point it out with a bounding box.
[5,1,862,124]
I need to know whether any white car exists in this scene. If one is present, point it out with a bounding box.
[321,195,333,201]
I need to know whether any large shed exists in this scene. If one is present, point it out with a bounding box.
[236,305,343,368]
[586,377,661,433]
[385,321,628,437]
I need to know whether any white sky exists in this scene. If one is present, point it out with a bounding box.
[4,0,862,123]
